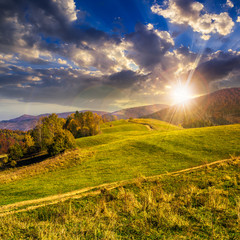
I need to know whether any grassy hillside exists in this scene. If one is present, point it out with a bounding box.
[0,119,239,206]
[100,119,150,133]
[128,118,181,131]
[100,119,180,134]
[1,157,239,239]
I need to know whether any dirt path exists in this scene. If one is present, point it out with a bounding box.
[144,124,153,131]
[0,157,237,217]
[128,119,154,131]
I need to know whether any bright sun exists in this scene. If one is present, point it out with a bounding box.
[172,86,193,104]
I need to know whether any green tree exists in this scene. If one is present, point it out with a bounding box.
[32,114,65,151]
[65,111,102,138]
[8,143,23,163]
[47,130,76,156]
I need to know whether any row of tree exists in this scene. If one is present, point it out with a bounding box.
[64,111,102,138]
[30,113,76,156]
[0,129,25,154]
[0,111,103,168]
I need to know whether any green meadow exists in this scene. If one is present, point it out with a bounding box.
[1,157,240,239]
[0,119,239,206]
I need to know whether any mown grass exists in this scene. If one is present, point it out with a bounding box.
[1,157,240,239]
[0,120,239,206]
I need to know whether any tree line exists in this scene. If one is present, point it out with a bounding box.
[0,129,25,154]
[0,111,103,168]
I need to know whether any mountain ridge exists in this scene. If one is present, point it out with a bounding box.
[0,104,168,131]
[1,87,239,131]
[102,104,168,121]
[144,87,240,127]
[0,110,108,131]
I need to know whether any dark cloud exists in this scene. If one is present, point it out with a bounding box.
[0,0,119,55]
[0,0,239,113]
[173,0,199,18]
[171,31,182,38]
[218,75,240,88]
[174,0,200,17]
[107,70,148,88]
[0,66,97,106]
[204,48,213,54]
[0,2,151,107]
[0,65,32,86]
[0,64,147,107]
[125,23,174,70]
[195,51,240,82]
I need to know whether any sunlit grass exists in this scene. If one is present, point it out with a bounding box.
[0,120,239,206]
[1,157,240,239]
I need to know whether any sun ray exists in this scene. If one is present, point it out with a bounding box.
[172,84,193,104]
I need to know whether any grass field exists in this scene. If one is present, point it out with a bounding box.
[0,119,239,206]
[1,157,239,239]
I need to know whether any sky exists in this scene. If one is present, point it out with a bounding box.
[0,0,240,120]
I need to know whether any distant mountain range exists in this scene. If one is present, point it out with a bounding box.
[0,111,108,131]
[144,88,240,127]
[0,104,168,131]
[1,88,239,131]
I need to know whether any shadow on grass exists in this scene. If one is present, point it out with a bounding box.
[16,153,50,167]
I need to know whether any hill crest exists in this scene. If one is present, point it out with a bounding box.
[144,87,240,127]
[103,104,168,121]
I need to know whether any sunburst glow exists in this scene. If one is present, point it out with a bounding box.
[172,86,193,104]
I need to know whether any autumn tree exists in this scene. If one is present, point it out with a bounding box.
[0,129,25,154]
[64,111,102,138]
[23,133,35,154]
[32,114,75,156]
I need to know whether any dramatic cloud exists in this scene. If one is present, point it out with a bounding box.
[53,0,78,22]
[151,0,234,40]
[0,0,114,58]
[0,0,239,119]
[0,61,149,107]
[107,70,148,89]
[191,50,240,91]
[65,40,137,74]
[196,51,240,81]
[125,23,174,70]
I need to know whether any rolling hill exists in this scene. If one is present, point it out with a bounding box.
[144,88,240,127]
[103,104,168,120]
[0,119,239,238]
[0,119,239,206]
